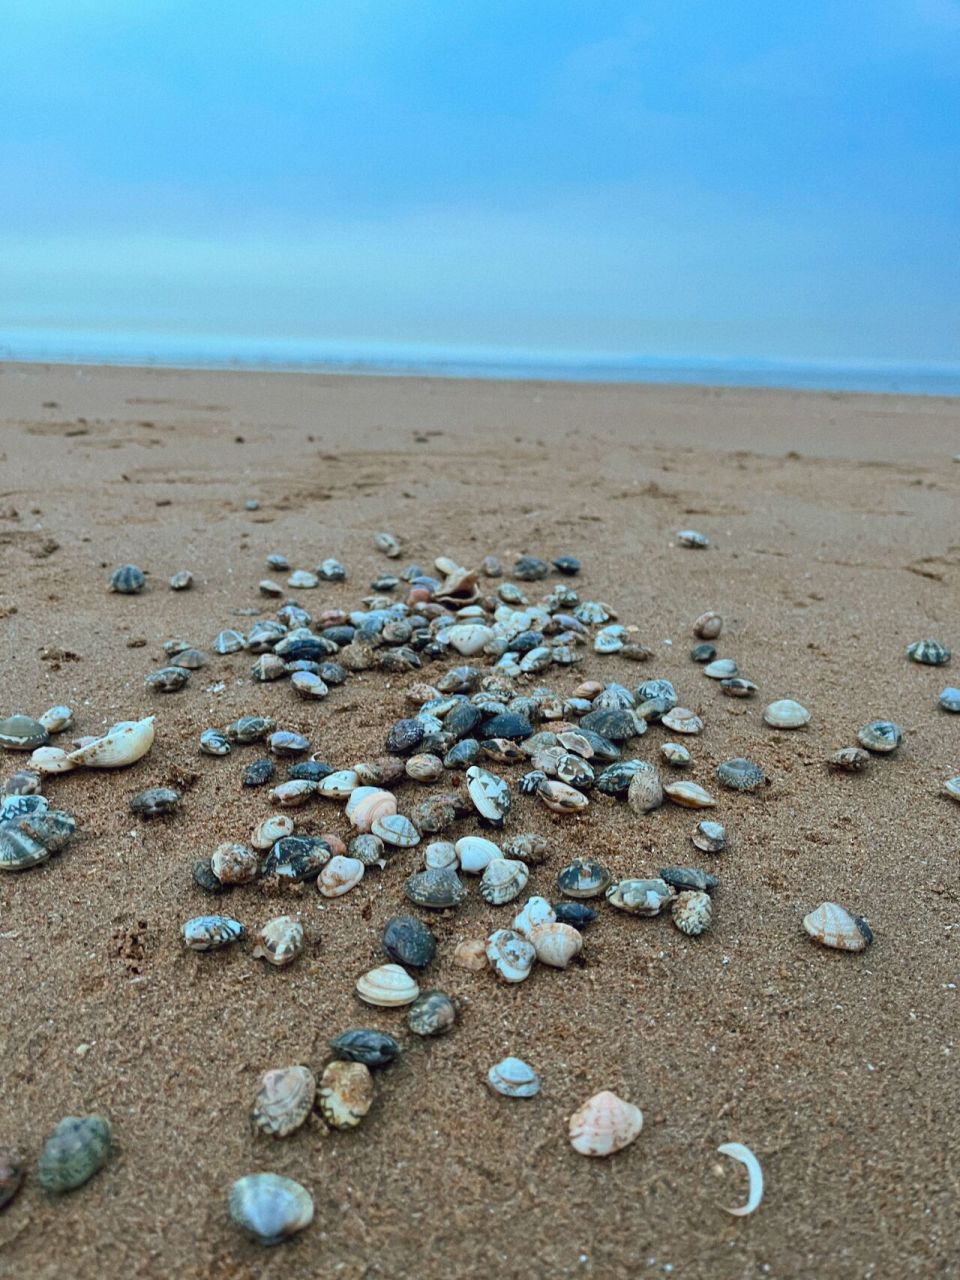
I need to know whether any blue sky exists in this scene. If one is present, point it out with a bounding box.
[1,0,958,364]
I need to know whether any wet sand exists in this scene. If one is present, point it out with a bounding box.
[0,361,958,1279]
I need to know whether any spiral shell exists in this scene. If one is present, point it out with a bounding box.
[252,1065,316,1137]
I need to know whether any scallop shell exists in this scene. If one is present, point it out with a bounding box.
[512,896,556,940]
[802,902,873,952]
[569,1091,643,1157]
[627,763,664,814]
[181,915,245,950]
[486,928,536,982]
[661,707,703,735]
[318,1060,374,1129]
[529,921,583,968]
[663,780,717,808]
[371,813,420,847]
[318,855,365,897]
[252,1065,316,1136]
[229,1172,314,1245]
[487,1056,541,1098]
[465,765,511,825]
[480,858,530,906]
[355,963,420,1006]
[672,890,713,935]
[404,866,467,909]
[606,878,675,916]
[37,1115,111,1192]
[455,835,501,874]
[346,787,398,833]
[66,716,155,768]
[763,699,810,729]
[252,915,304,966]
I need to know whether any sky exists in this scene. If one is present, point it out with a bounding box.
[1,0,959,367]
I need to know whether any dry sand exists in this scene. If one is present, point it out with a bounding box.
[0,362,958,1279]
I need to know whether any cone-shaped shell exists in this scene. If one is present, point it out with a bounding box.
[346,787,397,833]
[529,921,583,968]
[802,902,872,952]
[252,1065,316,1137]
[67,717,155,768]
[569,1091,643,1157]
[229,1173,314,1245]
[627,764,663,814]
[355,963,420,1006]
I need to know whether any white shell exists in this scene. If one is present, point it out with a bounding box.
[355,963,420,1006]
[802,901,872,951]
[529,921,583,968]
[252,1065,316,1136]
[251,814,295,850]
[661,742,691,767]
[345,787,397,832]
[763,699,811,729]
[66,716,155,768]
[487,1056,541,1098]
[318,855,365,897]
[424,840,458,870]
[661,707,703,735]
[465,765,511,825]
[290,671,328,699]
[717,1142,764,1216]
[569,1090,643,1157]
[512,896,556,940]
[211,842,259,885]
[445,623,495,656]
[252,915,305,966]
[371,813,420,847]
[693,611,722,639]
[268,780,319,808]
[942,776,960,802]
[663,780,717,809]
[28,746,77,774]
[318,769,360,799]
[480,858,530,905]
[486,928,536,983]
[229,1172,314,1244]
[455,835,501,875]
[606,878,675,916]
[38,706,73,734]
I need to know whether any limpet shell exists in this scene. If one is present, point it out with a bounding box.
[37,1115,112,1192]
[268,779,319,808]
[252,1065,316,1136]
[672,890,712,935]
[407,990,457,1037]
[252,915,304,967]
[763,699,810,729]
[721,678,757,698]
[663,780,717,808]
[802,902,873,952]
[229,1172,314,1245]
[529,921,583,968]
[938,687,960,713]
[676,529,709,548]
[487,1057,541,1098]
[569,1091,643,1157]
[318,1060,374,1129]
[355,963,420,1007]
[261,835,330,882]
[145,666,190,693]
[659,865,718,892]
[318,855,365,897]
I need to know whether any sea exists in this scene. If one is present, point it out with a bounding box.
[1,330,958,397]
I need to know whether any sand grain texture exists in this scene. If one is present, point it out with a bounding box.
[0,363,958,1279]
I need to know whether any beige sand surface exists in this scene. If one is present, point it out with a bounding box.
[0,362,958,1279]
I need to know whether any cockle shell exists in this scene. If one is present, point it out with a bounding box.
[252,1065,316,1136]
[512,896,556,940]
[66,717,155,768]
[181,915,245,950]
[465,765,511,825]
[763,699,810,729]
[486,928,536,982]
[627,763,664,814]
[802,902,873,952]
[355,963,420,1007]
[606,878,675,916]
[536,779,589,813]
[672,890,713,935]
[318,855,365,897]
[569,1091,643,1157]
[663,780,717,808]
[346,787,397,832]
[229,1173,314,1245]
[455,835,502,874]
[487,1057,541,1098]
[529,921,583,968]
[318,1060,374,1129]
[480,858,530,905]
[37,1115,111,1191]
[252,915,304,966]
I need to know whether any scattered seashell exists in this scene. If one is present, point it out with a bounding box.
[659,865,718,892]
[109,564,145,593]
[383,915,437,968]
[717,1143,764,1216]
[672,890,712,935]
[171,647,207,670]
[67,716,155,768]
[664,780,717,808]
[512,896,556,940]
[424,839,458,870]
[29,746,77,774]
[943,776,960,802]
[330,1028,400,1068]
[703,659,738,679]
[288,569,319,589]
[569,1091,643,1157]
[486,928,536,983]
[229,1172,314,1245]
[453,937,489,970]
[145,666,190,693]
[716,757,764,792]
[606,878,675,916]
[251,814,295,850]
[355,963,420,1007]
[465,765,511,825]
[291,671,329,699]
[857,720,902,754]
[318,1060,374,1129]
[720,677,757,698]
[318,769,361,799]
[252,1065,316,1137]
[691,642,717,663]
[557,857,612,899]
[0,714,49,751]
[627,763,664,814]
[129,786,180,817]
[0,1147,24,1209]
[529,921,583,968]
[939,687,960,713]
[661,707,703,735]
[676,530,709,548]
[907,638,950,666]
[374,531,402,557]
[181,915,245,950]
[693,611,722,639]
[268,779,319,808]
[37,1115,112,1192]
[536,778,589,813]
[480,858,530,906]
[225,715,276,744]
[0,769,41,796]
[269,730,310,757]
[486,1057,541,1099]
[318,855,365,897]
[406,752,444,783]
[661,741,691,767]
[829,746,871,772]
[404,866,467,909]
[371,813,420,847]
[252,915,304,966]
[692,820,726,853]
[407,990,457,1037]
[262,835,330,882]
[763,699,810,729]
[802,901,873,951]
[455,835,501,874]
[38,706,73,734]
[214,629,245,654]
[503,832,551,865]
[200,728,231,756]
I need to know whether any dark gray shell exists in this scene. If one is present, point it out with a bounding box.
[1,768,42,796]
[243,758,276,787]
[0,793,48,823]
[384,718,425,755]
[513,555,550,581]
[404,866,467,909]
[109,564,145,594]
[444,738,480,768]
[37,1115,111,1192]
[262,836,331,882]
[482,712,532,741]
[690,643,717,662]
[596,759,647,795]
[552,555,581,575]
[553,901,597,929]
[636,679,678,711]
[569,728,620,762]
[330,1028,400,1068]
[192,858,226,893]
[0,715,50,750]
[130,787,180,817]
[145,666,190,693]
[659,865,719,892]
[407,990,456,1037]
[383,915,437,968]
[715,757,765,791]
[225,715,277,744]
[318,558,347,581]
[170,647,207,670]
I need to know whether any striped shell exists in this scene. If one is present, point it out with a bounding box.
[569,1091,643,1157]
[479,858,529,906]
[252,1065,316,1137]
[529,921,583,968]
[252,916,304,967]
[355,963,420,1007]
[802,902,872,952]
[346,786,398,832]
[627,763,663,814]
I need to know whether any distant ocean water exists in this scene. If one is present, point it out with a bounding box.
[2,330,959,397]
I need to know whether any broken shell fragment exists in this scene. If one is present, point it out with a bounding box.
[717,1143,764,1216]
[486,928,536,983]
[606,878,675,916]
[569,1091,643,1157]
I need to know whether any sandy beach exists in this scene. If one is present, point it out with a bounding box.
[0,361,958,1279]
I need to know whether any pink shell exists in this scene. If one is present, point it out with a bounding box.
[345,788,397,833]
[569,1090,643,1157]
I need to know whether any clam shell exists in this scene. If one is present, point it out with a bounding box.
[200,728,231,756]
[536,779,589,813]
[943,776,960,802]
[569,1091,643,1157]
[716,757,765,791]
[252,915,304,966]
[330,1029,401,1068]
[857,720,902,754]
[130,786,180,817]
[371,813,420,847]
[763,699,811,729]
[66,717,155,769]
[606,878,675,916]
[660,707,703,735]
[445,623,495,656]
[502,832,551,865]
[251,815,295,850]
[350,833,387,867]
[661,742,691,767]
[37,1115,111,1192]
[355,963,420,1006]
[317,769,361,798]
[829,747,871,772]
[465,765,511,825]
[404,866,467,909]
[383,915,437,968]
[424,840,458,870]
[29,746,77,774]
[692,820,726,853]
[252,1065,316,1136]
[38,706,73,734]
[672,890,712,935]
[229,1172,314,1244]
[268,780,319,808]
[627,763,664,814]
[346,787,397,833]
[181,915,245,950]
[480,858,530,906]
[453,938,489,970]
[407,990,457,1037]
[802,902,872,951]
[214,629,245,654]
[907,638,950,666]
[557,857,611,899]
[486,1057,541,1098]
[663,780,717,808]
[693,610,722,639]
[703,659,738,679]
[512,896,556,940]
[261,835,331,881]
[529,921,583,968]
[456,835,502,874]
[318,855,365,897]
[318,1060,374,1129]
[406,753,444,783]
[486,928,536,982]
[938,687,960,713]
